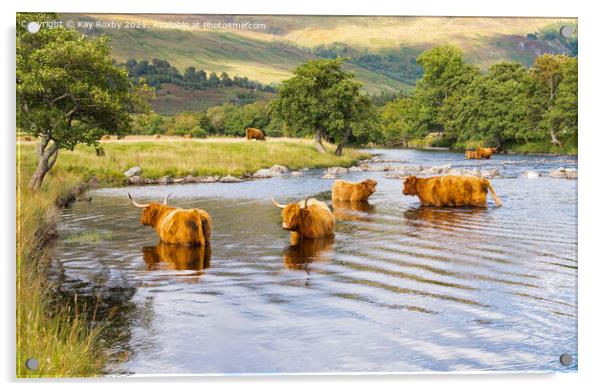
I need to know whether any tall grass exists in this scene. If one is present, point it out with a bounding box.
[16,162,107,377]
[18,138,370,186]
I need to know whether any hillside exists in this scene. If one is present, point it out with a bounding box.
[67,13,576,108]
[72,15,412,94]
[153,84,275,115]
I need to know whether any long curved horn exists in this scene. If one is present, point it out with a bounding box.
[303,197,311,209]
[163,193,172,205]
[272,198,286,209]
[128,193,149,208]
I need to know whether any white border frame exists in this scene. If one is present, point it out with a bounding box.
[3,1,600,390]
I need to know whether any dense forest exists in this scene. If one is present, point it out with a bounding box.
[379,46,577,153]
[121,58,277,93]
[309,42,423,85]
[128,45,576,154]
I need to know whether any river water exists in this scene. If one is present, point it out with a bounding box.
[48,149,577,374]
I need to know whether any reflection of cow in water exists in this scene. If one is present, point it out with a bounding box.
[283,236,334,271]
[403,206,487,231]
[332,199,375,222]
[142,242,211,271]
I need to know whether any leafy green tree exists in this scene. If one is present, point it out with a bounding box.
[220,72,233,87]
[184,67,197,83]
[207,72,220,87]
[132,112,167,135]
[380,98,414,146]
[271,58,371,154]
[412,46,478,136]
[531,54,577,146]
[17,13,151,189]
[442,62,536,147]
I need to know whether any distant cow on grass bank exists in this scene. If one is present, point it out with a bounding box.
[246,128,265,141]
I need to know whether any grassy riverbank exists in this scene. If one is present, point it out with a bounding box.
[16,137,368,377]
[18,137,370,186]
[16,168,106,377]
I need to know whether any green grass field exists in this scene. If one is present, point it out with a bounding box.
[18,137,369,186]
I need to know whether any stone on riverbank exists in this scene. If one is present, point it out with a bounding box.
[124,166,142,178]
[252,164,290,178]
[321,173,336,179]
[128,175,143,185]
[158,176,173,185]
[197,175,220,183]
[219,175,243,183]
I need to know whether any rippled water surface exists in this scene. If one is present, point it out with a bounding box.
[48,149,577,374]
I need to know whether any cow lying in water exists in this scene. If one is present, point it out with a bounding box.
[246,127,265,141]
[272,197,335,245]
[129,193,212,245]
[402,175,502,207]
[331,179,377,201]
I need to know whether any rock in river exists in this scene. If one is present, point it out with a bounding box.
[326,167,349,175]
[550,167,578,179]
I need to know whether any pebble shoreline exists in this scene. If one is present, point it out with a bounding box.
[124,157,577,186]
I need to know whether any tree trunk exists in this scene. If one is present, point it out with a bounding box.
[314,130,326,154]
[335,128,353,156]
[29,135,59,190]
[550,128,563,147]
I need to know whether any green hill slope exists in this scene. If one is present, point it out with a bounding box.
[68,13,576,109]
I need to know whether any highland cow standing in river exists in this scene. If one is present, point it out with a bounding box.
[272,197,335,245]
[331,179,378,201]
[129,193,212,245]
[476,147,497,159]
[402,175,502,207]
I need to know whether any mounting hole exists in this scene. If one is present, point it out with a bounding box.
[560,25,574,38]
[26,21,41,34]
[559,353,573,366]
[25,357,39,371]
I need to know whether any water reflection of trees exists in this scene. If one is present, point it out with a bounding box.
[142,242,211,271]
[283,236,334,271]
